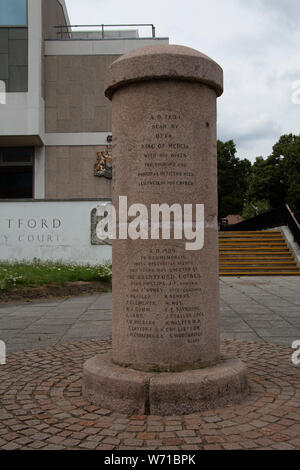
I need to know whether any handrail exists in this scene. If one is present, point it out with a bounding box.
[221,204,300,247]
[53,24,156,40]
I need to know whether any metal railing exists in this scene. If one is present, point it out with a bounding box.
[221,204,300,247]
[53,24,156,40]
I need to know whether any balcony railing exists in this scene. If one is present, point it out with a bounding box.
[53,24,156,40]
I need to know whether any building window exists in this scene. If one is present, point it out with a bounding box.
[0,0,27,26]
[0,147,33,199]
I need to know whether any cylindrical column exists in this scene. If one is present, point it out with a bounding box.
[83,45,248,415]
[105,45,223,372]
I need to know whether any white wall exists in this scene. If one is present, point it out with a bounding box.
[0,200,112,265]
[45,37,169,55]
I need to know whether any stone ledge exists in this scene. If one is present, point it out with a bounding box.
[82,353,149,415]
[82,353,248,415]
[104,44,224,99]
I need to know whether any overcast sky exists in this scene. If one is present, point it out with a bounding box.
[65,0,300,162]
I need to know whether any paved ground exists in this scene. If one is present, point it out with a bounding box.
[0,338,299,450]
[0,277,299,353]
[0,293,112,354]
[220,276,300,346]
[0,276,300,451]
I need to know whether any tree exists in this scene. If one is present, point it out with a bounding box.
[242,199,270,220]
[246,134,300,221]
[272,134,300,221]
[246,155,286,209]
[217,140,252,219]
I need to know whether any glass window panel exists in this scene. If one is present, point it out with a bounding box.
[2,154,31,163]
[0,147,33,198]
[2,147,32,164]
[0,0,27,26]
[0,147,33,166]
[0,167,33,198]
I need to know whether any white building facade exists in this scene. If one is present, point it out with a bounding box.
[0,0,169,263]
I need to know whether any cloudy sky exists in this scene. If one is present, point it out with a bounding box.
[65,0,300,162]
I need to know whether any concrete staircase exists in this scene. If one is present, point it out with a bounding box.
[219,230,300,276]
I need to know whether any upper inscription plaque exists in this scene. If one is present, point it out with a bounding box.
[131,110,195,192]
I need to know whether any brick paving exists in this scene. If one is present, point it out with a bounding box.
[0,338,300,450]
[0,276,299,450]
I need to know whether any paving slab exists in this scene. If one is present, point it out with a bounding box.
[0,277,299,352]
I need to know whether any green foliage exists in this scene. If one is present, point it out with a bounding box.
[217,140,252,219]
[0,259,112,291]
[246,134,300,221]
[217,134,300,223]
[242,199,270,220]
[246,155,286,209]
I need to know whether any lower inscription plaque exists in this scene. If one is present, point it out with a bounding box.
[125,246,203,344]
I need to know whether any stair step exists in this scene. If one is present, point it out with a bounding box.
[220,272,300,276]
[218,229,300,276]
[220,268,298,271]
[219,232,282,237]
[220,261,297,265]
[220,249,290,252]
[220,240,284,242]
[219,242,286,248]
[220,230,281,232]
[220,257,294,260]
[220,238,285,242]
[220,246,290,249]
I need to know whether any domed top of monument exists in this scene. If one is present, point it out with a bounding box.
[104,44,223,100]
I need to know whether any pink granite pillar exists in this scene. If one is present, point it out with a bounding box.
[83,45,248,415]
[108,45,223,372]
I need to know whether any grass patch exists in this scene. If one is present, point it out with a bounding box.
[0,259,112,291]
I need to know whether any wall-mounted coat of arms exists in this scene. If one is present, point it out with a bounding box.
[94,147,112,179]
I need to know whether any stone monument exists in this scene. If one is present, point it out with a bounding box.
[83,45,248,415]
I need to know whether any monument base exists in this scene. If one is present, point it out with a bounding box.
[82,353,248,415]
